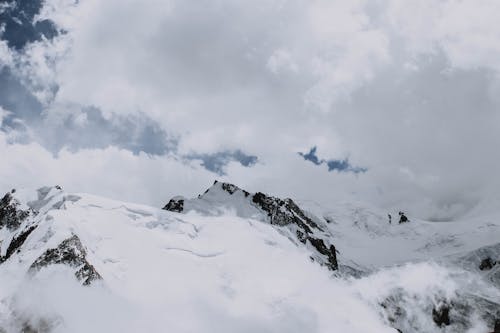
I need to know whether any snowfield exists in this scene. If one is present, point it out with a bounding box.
[0,183,499,332]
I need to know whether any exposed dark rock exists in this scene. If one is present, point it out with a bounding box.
[252,192,320,230]
[307,237,338,270]
[0,191,31,230]
[494,318,500,333]
[1,225,37,262]
[221,182,238,194]
[296,230,306,243]
[163,198,184,213]
[432,301,451,327]
[29,235,101,285]
[221,182,250,197]
[251,191,336,270]
[480,257,497,271]
[398,212,409,224]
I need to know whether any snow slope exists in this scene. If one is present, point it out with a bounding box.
[300,199,500,268]
[0,183,499,333]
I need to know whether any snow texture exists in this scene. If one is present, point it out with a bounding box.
[0,182,499,332]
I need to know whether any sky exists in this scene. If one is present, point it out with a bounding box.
[1,0,500,220]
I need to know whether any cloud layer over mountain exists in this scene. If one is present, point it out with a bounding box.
[1,0,500,219]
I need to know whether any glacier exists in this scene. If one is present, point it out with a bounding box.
[0,182,499,333]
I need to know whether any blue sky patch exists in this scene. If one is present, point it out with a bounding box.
[188,150,258,175]
[0,0,59,50]
[299,147,366,174]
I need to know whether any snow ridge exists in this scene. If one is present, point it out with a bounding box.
[163,180,338,270]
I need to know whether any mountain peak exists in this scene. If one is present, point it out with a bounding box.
[163,181,338,270]
[200,180,251,198]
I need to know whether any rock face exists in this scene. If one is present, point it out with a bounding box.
[222,182,249,196]
[0,187,102,286]
[1,225,37,263]
[0,190,31,230]
[163,181,338,270]
[163,196,184,213]
[0,190,37,264]
[432,301,451,327]
[29,235,102,285]
[252,192,319,229]
[305,236,338,270]
[480,257,497,271]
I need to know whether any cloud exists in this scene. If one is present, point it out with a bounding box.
[0,131,210,207]
[385,0,500,71]
[28,0,390,154]
[1,0,500,219]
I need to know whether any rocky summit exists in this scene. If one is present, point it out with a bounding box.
[163,180,338,270]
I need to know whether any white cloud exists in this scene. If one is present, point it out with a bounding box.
[266,49,298,75]
[2,0,500,219]
[386,0,500,71]
[0,130,211,206]
[0,40,14,68]
[30,0,391,151]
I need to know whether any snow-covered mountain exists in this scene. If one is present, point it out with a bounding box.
[0,182,499,333]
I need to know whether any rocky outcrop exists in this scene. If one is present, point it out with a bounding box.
[432,301,451,327]
[0,225,37,263]
[252,192,319,229]
[163,197,184,213]
[480,257,497,271]
[0,188,102,286]
[221,182,250,196]
[29,235,101,286]
[0,189,38,264]
[305,236,338,270]
[0,190,31,230]
[249,191,340,268]
[494,318,500,333]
